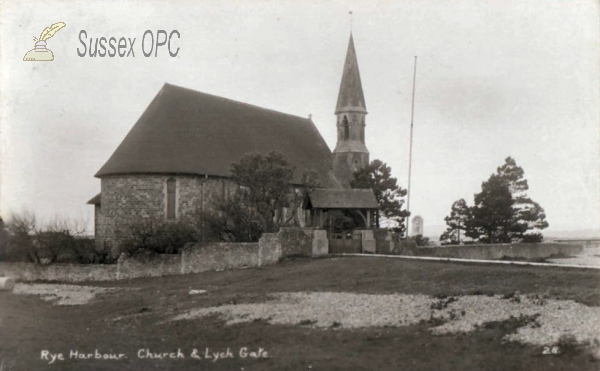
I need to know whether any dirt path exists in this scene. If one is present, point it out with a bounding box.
[13,284,116,305]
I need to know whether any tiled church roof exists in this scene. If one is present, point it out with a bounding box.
[95,83,341,188]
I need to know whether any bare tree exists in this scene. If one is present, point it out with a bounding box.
[5,210,37,235]
[43,215,88,236]
[5,211,39,262]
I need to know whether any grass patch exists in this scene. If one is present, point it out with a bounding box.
[2,257,599,371]
[299,319,316,326]
[468,289,496,297]
[430,296,458,310]
[479,314,540,335]
[499,252,576,263]
[419,314,448,327]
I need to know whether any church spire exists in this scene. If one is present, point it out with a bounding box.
[335,33,367,114]
[332,33,369,187]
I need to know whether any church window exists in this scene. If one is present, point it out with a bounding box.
[167,178,177,219]
[343,116,349,140]
[360,125,365,143]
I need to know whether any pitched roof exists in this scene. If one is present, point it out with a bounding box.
[95,83,340,188]
[335,33,367,114]
[306,189,378,209]
[87,193,101,205]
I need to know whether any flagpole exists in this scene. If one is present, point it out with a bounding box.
[406,56,417,239]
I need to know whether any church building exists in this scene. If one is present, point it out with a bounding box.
[88,34,378,248]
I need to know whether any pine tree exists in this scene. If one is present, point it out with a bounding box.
[461,157,549,244]
[351,159,410,234]
[466,174,515,243]
[440,198,471,244]
[496,157,549,241]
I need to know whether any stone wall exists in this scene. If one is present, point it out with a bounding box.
[258,233,282,266]
[415,243,583,260]
[372,228,393,254]
[0,242,259,282]
[182,243,259,274]
[372,229,417,255]
[95,175,310,256]
[97,175,236,253]
[277,227,313,257]
[369,230,582,260]
[353,230,375,253]
[1,229,329,282]
[117,253,182,280]
[0,262,117,282]
[311,230,329,257]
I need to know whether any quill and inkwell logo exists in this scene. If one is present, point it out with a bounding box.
[23,22,66,61]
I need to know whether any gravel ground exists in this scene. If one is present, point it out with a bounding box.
[13,283,114,305]
[174,291,600,351]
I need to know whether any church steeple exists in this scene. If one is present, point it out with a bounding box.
[333,33,369,187]
[335,33,367,114]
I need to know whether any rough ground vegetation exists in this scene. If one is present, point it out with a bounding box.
[1,257,599,371]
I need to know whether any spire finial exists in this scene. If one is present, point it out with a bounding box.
[349,11,353,32]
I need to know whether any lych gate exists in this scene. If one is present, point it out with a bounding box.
[303,189,379,253]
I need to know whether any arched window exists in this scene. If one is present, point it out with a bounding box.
[360,125,365,143]
[167,178,176,219]
[343,116,349,140]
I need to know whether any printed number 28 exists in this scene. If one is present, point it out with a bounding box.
[543,346,560,355]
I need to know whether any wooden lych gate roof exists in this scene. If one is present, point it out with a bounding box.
[305,189,378,209]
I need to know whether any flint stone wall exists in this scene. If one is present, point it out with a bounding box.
[1,228,328,282]
[372,229,418,255]
[0,262,117,282]
[182,243,259,274]
[96,175,237,253]
[416,243,583,260]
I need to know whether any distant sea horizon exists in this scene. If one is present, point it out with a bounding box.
[424,226,600,241]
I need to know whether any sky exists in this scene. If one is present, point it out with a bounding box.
[1,0,599,238]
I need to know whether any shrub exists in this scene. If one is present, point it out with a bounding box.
[2,211,39,262]
[33,232,109,264]
[430,296,458,310]
[521,233,544,243]
[198,196,267,243]
[556,334,584,357]
[1,212,111,264]
[115,219,201,256]
[502,291,516,300]
[469,289,495,297]
[411,234,430,247]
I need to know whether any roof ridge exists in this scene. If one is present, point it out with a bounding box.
[163,82,312,123]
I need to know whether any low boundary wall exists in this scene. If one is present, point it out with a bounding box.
[415,243,583,260]
[369,228,583,261]
[0,242,265,282]
[0,262,117,282]
[0,228,327,282]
